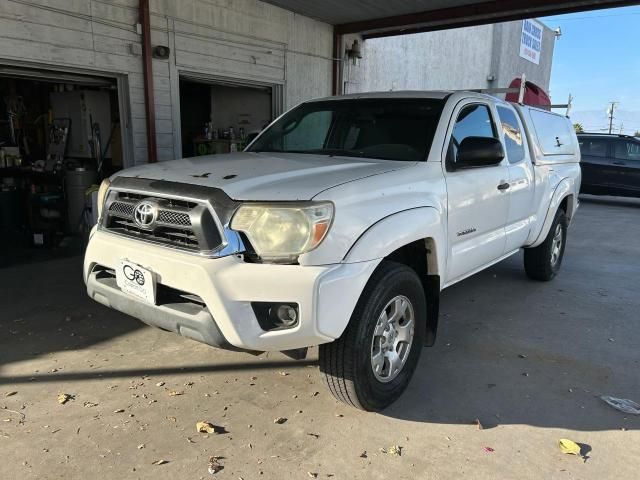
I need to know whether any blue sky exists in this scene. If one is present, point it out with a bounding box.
[541,6,640,134]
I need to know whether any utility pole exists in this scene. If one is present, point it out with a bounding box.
[607,101,618,134]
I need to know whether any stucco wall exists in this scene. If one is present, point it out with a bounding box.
[0,0,334,165]
[349,20,555,96]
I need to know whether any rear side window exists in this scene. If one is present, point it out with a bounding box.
[613,139,640,161]
[578,138,608,158]
[497,106,525,163]
[529,109,575,156]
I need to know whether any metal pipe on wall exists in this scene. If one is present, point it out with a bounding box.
[139,0,157,163]
[332,30,341,96]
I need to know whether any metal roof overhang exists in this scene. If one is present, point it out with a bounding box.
[262,0,637,38]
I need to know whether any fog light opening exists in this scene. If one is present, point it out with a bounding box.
[252,302,300,331]
[276,304,297,326]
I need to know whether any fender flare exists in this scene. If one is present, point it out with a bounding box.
[343,207,445,346]
[529,178,575,248]
[344,207,445,273]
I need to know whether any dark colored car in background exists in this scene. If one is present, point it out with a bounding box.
[578,133,640,198]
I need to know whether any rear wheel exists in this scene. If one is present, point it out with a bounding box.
[524,208,568,281]
[319,261,426,411]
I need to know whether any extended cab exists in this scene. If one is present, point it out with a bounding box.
[84,91,581,411]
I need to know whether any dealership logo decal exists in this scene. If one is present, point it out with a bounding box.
[123,264,146,285]
[134,201,157,228]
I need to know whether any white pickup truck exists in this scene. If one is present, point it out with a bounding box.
[84,91,581,411]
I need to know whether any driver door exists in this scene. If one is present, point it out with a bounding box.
[444,102,510,285]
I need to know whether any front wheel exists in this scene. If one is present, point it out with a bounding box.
[524,208,568,281]
[319,261,426,411]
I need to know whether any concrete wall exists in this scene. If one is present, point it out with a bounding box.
[349,20,555,96]
[0,0,334,166]
[491,21,555,94]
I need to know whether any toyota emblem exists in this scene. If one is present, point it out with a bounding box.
[134,201,157,229]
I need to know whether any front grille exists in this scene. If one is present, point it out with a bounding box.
[157,210,191,226]
[109,201,135,217]
[102,190,224,253]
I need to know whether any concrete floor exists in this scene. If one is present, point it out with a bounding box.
[1,194,639,479]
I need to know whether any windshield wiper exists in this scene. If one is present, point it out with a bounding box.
[304,149,366,158]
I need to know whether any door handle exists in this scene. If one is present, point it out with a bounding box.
[497,182,510,191]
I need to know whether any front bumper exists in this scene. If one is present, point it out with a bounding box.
[84,228,379,351]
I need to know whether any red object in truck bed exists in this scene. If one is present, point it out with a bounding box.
[505,78,551,107]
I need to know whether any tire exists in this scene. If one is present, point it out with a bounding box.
[319,261,426,411]
[524,208,568,281]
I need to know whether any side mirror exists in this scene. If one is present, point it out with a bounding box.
[455,136,505,169]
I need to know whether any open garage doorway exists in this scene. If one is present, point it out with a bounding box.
[178,75,281,158]
[0,64,132,266]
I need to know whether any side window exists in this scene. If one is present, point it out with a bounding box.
[497,106,525,164]
[449,104,496,163]
[579,138,608,158]
[613,140,640,162]
[529,110,575,156]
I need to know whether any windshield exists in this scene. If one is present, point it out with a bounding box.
[247,98,445,162]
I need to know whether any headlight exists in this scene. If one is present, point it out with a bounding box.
[231,202,334,262]
[96,178,111,221]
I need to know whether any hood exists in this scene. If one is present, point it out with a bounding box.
[116,152,414,201]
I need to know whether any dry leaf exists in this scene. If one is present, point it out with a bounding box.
[83,402,98,408]
[196,421,216,434]
[5,391,17,397]
[273,417,287,424]
[152,459,168,465]
[155,382,165,387]
[380,445,402,456]
[57,393,74,405]
[168,390,184,396]
[113,409,125,413]
[208,456,223,474]
[137,444,145,449]
[558,438,583,458]
[307,473,318,478]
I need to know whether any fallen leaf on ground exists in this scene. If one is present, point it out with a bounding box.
[208,456,223,474]
[484,446,495,452]
[474,419,483,430]
[307,433,320,439]
[4,391,17,397]
[113,409,125,413]
[168,390,184,396]
[278,371,289,376]
[600,396,640,415]
[380,445,402,456]
[273,417,287,424]
[152,459,168,465]
[558,438,583,459]
[167,416,177,422]
[307,473,318,478]
[196,421,217,434]
[359,451,367,458]
[83,402,98,408]
[155,382,165,387]
[137,444,145,449]
[57,393,74,405]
